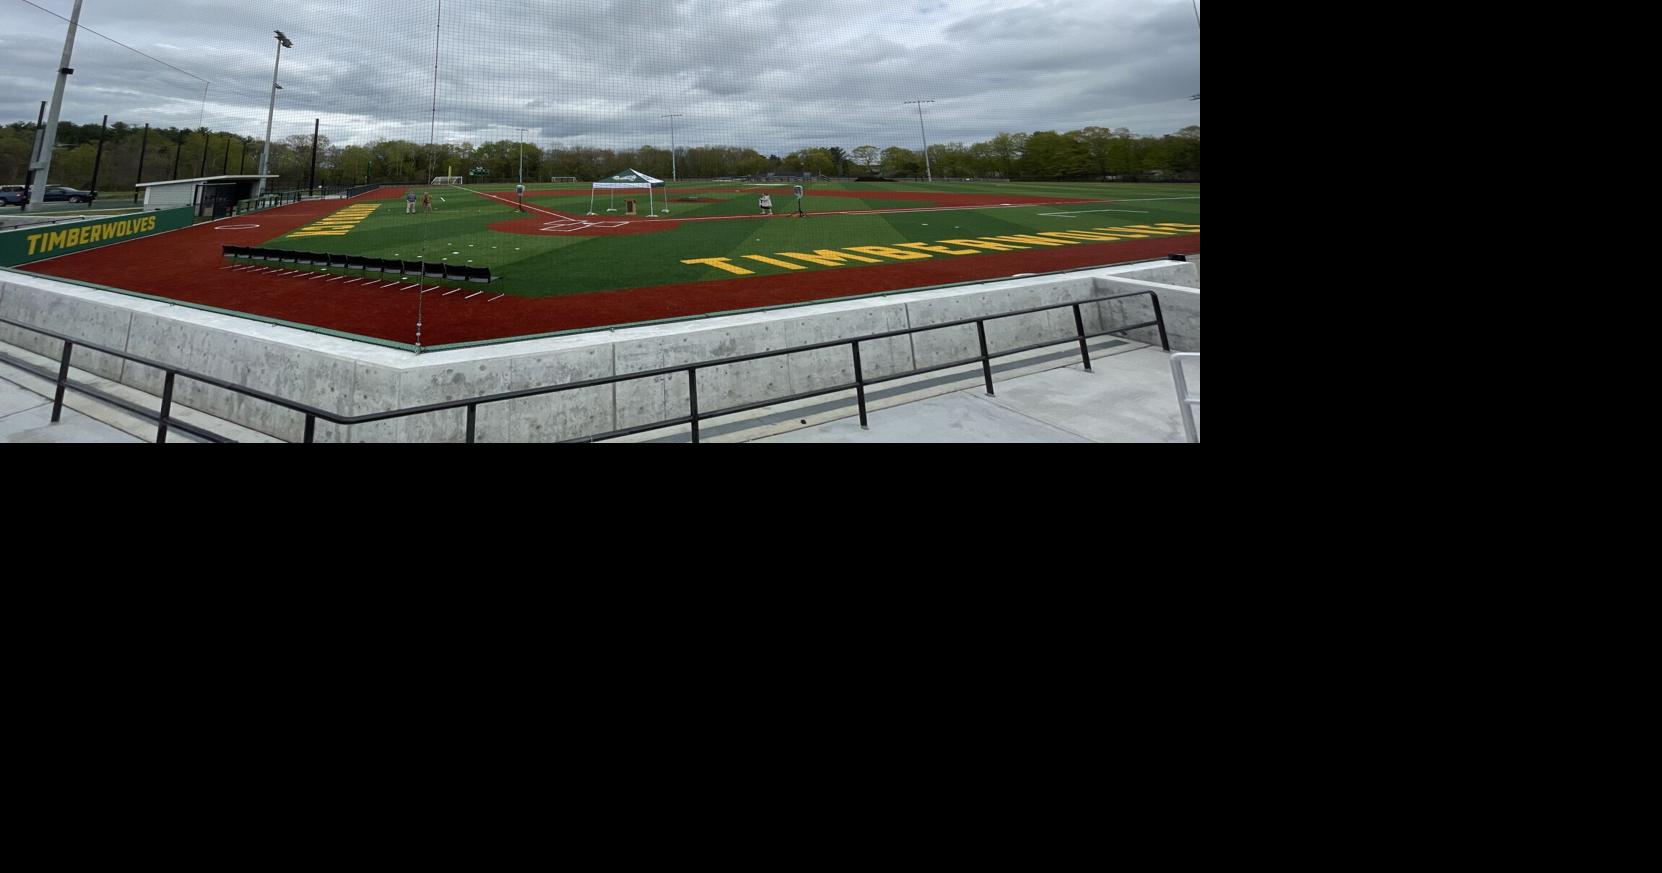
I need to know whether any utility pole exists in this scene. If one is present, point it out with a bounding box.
[904,99,935,182]
[26,0,84,213]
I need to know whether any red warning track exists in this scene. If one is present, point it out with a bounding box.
[22,189,1197,347]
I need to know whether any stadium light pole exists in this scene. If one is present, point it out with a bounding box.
[904,99,935,182]
[660,114,682,214]
[26,0,84,213]
[661,114,683,183]
[255,30,294,198]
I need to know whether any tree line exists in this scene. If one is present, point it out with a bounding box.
[1,120,1199,191]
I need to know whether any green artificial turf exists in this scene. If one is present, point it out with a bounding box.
[262,181,1200,298]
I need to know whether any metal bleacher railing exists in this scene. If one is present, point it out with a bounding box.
[0,291,1169,443]
[1170,352,1200,443]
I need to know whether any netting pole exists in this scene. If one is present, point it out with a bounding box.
[133,123,149,204]
[308,119,319,196]
[89,114,107,193]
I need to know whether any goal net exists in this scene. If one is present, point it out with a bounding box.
[550,176,577,183]
[431,177,465,186]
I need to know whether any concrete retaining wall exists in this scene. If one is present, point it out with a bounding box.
[0,257,1200,442]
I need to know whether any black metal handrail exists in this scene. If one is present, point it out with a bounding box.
[0,290,1168,443]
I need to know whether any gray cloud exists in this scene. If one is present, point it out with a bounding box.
[0,0,1200,151]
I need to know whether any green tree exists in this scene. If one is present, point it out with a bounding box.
[880,146,919,176]
[851,145,879,174]
[985,132,1027,178]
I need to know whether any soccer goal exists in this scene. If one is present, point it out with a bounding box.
[431,176,465,186]
[550,176,577,183]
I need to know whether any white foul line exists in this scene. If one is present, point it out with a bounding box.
[460,185,578,220]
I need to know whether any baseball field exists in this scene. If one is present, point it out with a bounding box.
[19,180,1200,350]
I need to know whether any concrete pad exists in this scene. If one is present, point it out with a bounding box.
[0,375,45,418]
[0,399,142,443]
[759,347,1194,443]
[760,391,1091,443]
[978,350,1192,443]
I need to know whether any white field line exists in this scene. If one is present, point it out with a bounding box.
[465,291,483,300]
[1038,209,1151,216]
[460,185,578,220]
[1095,196,1202,203]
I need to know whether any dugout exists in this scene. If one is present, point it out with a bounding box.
[136,175,278,218]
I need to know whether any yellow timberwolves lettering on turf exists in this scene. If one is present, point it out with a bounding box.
[288,204,382,238]
[679,224,1201,276]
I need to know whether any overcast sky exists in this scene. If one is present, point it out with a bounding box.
[0,0,1200,153]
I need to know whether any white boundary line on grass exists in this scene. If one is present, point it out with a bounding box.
[458,185,579,221]
[1038,209,1151,216]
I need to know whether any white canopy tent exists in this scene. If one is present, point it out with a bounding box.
[588,169,665,216]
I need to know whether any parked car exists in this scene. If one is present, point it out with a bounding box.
[45,186,97,204]
[0,185,97,207]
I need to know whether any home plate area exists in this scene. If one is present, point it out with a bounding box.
[543,219,626,233]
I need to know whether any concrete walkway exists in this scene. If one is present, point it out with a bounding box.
[0,375,141,443]
[760,346,1198,443]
